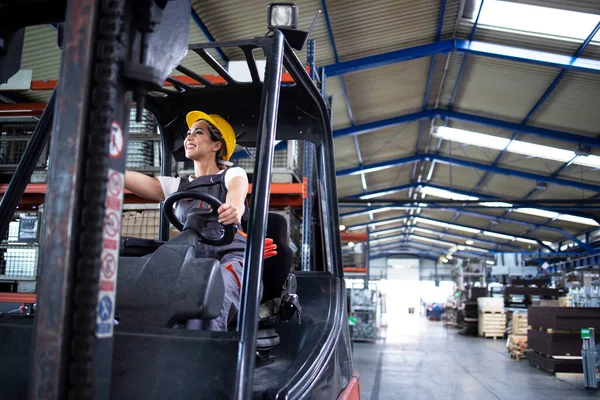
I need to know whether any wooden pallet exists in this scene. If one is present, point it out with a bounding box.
[479,312,506,338]
[482,333,504,339]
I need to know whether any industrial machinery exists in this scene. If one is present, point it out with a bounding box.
[0,2,357,399]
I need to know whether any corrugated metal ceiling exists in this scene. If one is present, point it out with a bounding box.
[6,0,600,259]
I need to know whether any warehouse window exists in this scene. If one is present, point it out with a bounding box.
[473,0,600,44]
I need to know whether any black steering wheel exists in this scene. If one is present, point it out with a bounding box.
[163,191,236,246]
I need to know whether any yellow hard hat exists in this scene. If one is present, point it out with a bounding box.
[186,111,236,161]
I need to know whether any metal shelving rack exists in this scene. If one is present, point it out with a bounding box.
[348,285,381,343]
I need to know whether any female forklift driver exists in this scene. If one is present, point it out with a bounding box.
[124,111,250,332]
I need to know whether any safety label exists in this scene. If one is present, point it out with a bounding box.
[96,167,125,338]
[109,121,124,159]
[98,296,113,321]
[104,211,120,237]
[101,253,117,279]
[108,170,123,197]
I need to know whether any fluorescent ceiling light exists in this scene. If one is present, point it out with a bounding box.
[514,237,538,245]
[447,255,453,260]
[342,206,402,219]
[347,217,407,231]
[480,202,513,208]
[486,260,495,265]
[421,185,598,227]
[432,126,600,170]
[371,227,405,237]
[465,240,474,245]
[482,231,515,241]
[420,186,478,201]
[514,208,597,226]
[348,165,393,176]
[370,217,407,229]
[507,141,573,163]
[370,236,399,245]
[434,126,509,150]
[576,155,600,169]
[481,230,537,245]
[359,188,405,200]
[410,235,456,247]
[476,0,600,43]
[414,217,481,234]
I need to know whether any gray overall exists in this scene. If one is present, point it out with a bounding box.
[174,172,248,331]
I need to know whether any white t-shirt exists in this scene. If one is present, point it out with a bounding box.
[156,167,247,199]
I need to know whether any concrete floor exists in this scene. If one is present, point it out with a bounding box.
[353,315,597,400]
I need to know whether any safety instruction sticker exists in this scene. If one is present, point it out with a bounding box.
[96,167,125,338]
[109,121,124,159]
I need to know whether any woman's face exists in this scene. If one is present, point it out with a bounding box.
[184,120,222,161]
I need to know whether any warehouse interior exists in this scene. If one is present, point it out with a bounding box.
[0,0,600,399]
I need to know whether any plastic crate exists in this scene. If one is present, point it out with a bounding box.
[126,108,161,173]
[121,207,161,240]
[0,245,38,281]
[0,122,48,170]
[1,214,40,291]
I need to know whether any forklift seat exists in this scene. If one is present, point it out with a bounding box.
[116,212,297,331]
[261,213,294,303]
[116,242,225,328]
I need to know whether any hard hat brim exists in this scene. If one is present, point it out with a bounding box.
[185,111,236,161]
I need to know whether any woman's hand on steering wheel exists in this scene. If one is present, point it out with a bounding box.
[162,191,236,246]
[217,201,245,226]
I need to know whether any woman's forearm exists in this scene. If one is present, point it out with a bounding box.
[124,170,165,201]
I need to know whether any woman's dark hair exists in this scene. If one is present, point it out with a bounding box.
[197,119,227,169]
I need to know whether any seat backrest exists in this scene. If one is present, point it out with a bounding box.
[116,243,224,327]
[261,213,293,302]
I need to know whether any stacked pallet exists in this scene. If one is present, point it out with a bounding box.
[511,312,530,335]
[479,311,506,339]
[477,297,506,339]
[508,335,528,360]
[526,307,600,374]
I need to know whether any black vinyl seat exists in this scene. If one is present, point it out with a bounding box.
[261,213,294,303]
[120,237,165,257]
[116,212,298,332]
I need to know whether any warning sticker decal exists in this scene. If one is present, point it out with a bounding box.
[96,167,125,338]
[109,121,124,159]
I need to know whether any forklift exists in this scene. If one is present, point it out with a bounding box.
[0,1,358,399]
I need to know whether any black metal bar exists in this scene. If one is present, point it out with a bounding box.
[0,90,55,241]
[159,127,173,242]
[174,64,211,86]
[165,76,193,91]
[301,142,314,272]
[283,42,344,278]
[242,46,261,84]
[193,48,236,84]
[235,30,285,400]
[28,1,100,398]
[301,39,317,272]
